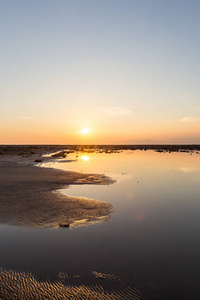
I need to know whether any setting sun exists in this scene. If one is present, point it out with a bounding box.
[80,128,90,134]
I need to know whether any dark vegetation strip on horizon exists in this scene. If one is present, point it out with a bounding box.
[0,144,200,155]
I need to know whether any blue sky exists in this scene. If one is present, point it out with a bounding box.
[1,0,200,144]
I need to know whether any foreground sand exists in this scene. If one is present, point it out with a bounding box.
[0,155,114,228]
[0,267,139,300]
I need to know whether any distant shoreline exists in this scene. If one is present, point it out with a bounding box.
[0,144,200,156]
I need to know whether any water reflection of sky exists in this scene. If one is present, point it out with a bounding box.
[45,150,200,207]
[1,150,200,299]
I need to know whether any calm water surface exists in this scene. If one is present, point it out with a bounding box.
[1,150,200,299]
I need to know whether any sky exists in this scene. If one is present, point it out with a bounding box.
[1,0,200,144]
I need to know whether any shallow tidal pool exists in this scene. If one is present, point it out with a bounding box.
[1,150,200,299]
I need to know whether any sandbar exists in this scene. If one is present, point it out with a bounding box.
[0,152,114,228]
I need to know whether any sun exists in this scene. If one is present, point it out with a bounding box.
[80,128,90,134]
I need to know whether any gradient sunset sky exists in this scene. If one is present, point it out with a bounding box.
[1,0,200,144]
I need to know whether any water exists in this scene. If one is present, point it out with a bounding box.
[1,150,200,299]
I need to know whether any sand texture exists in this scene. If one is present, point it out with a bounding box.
[0,161,114,228]
[0,267,141,300]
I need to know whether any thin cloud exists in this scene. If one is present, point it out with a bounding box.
[178,117,200,122]
[98,106,133,116]
[125,138,158,144]
[21,117,32,120]
[180,167,200,173]
[192,107,200,111]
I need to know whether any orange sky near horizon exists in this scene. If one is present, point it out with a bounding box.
[1,1,200,145]
[1,114,200,145]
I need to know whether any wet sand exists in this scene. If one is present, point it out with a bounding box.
[0,154,114,228]
[0,267,138,300]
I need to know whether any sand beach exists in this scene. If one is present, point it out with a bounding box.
[0,146,114,229]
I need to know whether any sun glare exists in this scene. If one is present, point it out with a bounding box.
[80,128,90,134]
[81,155,89,161]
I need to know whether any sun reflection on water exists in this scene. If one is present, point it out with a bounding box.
[81,155,90,161]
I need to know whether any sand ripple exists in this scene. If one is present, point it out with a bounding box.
[0,268,144,300]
